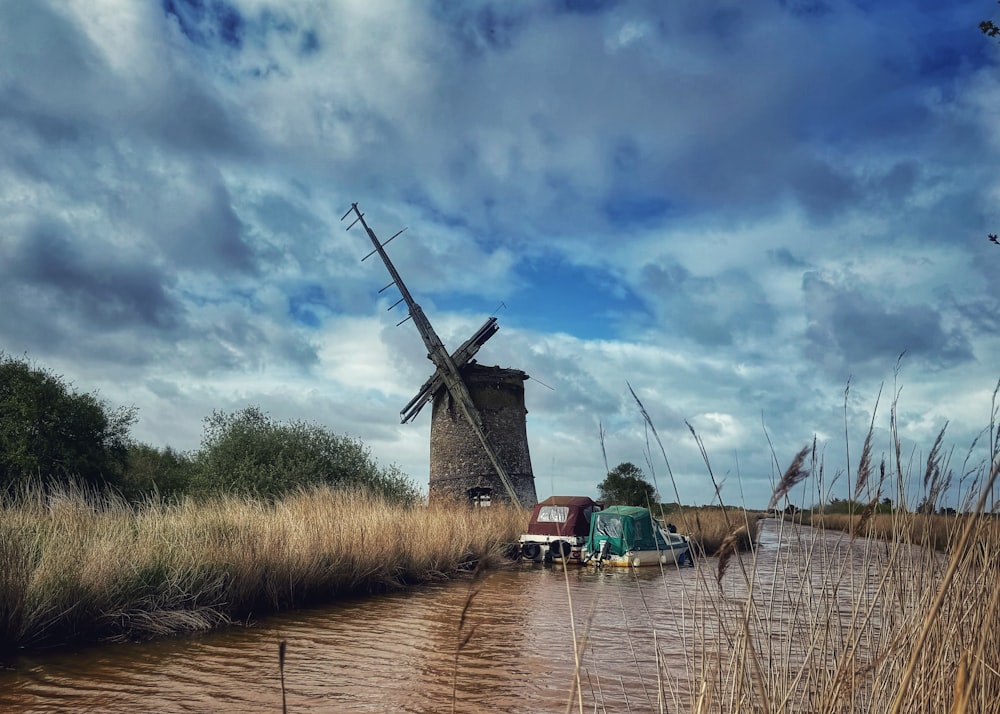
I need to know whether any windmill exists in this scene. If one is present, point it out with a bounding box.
[342,203,537,509]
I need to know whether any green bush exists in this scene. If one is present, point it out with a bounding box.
[120,443,195,501]
[189,406,419,504]
[0,353,135,491]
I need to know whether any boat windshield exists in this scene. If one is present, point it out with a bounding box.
[594,514,623,538]
[536,506,569,522]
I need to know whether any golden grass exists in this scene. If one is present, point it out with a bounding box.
[808,511,1000,556]
[661,506,762,556]
[0,485,526,652]
[0,482,757,655]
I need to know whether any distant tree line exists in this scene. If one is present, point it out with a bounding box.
[0,353,419,504]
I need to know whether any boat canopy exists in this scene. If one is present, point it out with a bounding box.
[526,496,602,538]
[586,506,671,555]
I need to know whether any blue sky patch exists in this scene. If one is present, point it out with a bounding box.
[288,284,331,329]
[163,0,244,48]
[508,255,646,339]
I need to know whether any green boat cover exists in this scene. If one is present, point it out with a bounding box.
[586,506,673,555]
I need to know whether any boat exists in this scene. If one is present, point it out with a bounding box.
[583,505,692,567]
[518,496,603,564]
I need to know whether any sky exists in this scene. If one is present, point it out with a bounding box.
[2,0,999,510]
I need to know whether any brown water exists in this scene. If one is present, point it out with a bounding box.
[0,520,939,713]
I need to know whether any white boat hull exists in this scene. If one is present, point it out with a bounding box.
[585,534,692,567]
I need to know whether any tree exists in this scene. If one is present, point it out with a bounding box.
[189,406,420,503]
[597,462,657,506]
[119,443,195,501]
[0,353,135,490]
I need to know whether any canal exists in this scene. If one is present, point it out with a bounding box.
[0,519,941,712]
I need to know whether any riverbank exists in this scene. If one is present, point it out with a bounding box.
[0,485,525,654]
[661,505,762,556]
[0,486,763,655]
[796,510,1000,554]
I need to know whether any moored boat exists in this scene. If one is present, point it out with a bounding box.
[518,496,603,564]
[583,505,692,567]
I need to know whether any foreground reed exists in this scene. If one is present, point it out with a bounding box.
[552,465,1000,713]
[0,485,525,653]
[564,384,1000,713]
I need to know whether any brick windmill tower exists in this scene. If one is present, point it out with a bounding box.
[343,204,537,508]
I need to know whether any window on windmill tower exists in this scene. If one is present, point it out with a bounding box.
[469,487,493,507]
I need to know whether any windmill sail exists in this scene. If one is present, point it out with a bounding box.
[343,203,523,508]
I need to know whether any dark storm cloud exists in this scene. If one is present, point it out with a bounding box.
[430,2,531,55]
[954,296,1000,337]
[640,262,777,347]
[802,272,973,375]
[0,4,108,115]
[2,219,181,333]
[768,248,810,269]
[0,2,253,160]
[152,177,255,274]
[140,82,250,156]
[194,317,319,374]
[789,157,860,222]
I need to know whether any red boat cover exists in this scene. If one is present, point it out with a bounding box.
[525,496,603,538]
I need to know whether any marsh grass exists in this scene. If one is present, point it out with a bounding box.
[0,485,525,653]
[670,506,761,557]
[808,512,1000,554]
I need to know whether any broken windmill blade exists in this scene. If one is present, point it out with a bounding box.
[341,203,527,509]
[400,315,498,423]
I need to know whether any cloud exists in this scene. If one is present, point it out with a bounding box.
[0,0,998,510]
[803,271,973,376]
[639,262,778,347]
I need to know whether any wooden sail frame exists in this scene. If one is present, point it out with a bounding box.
[343,203,523,508]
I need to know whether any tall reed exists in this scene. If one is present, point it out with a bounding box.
[0,484,526,653]
[583,380,1000,713]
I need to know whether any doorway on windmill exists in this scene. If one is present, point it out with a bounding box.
[468,486,493,508]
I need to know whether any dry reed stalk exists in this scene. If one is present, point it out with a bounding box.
[716,526,747,585]
[856,429,873,500]
[767,444,812,512]
[628,383,697,538]
[950,649,969,714]
[888,455,1000,714]
[853,495,879,537]
[855,382,882,501]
